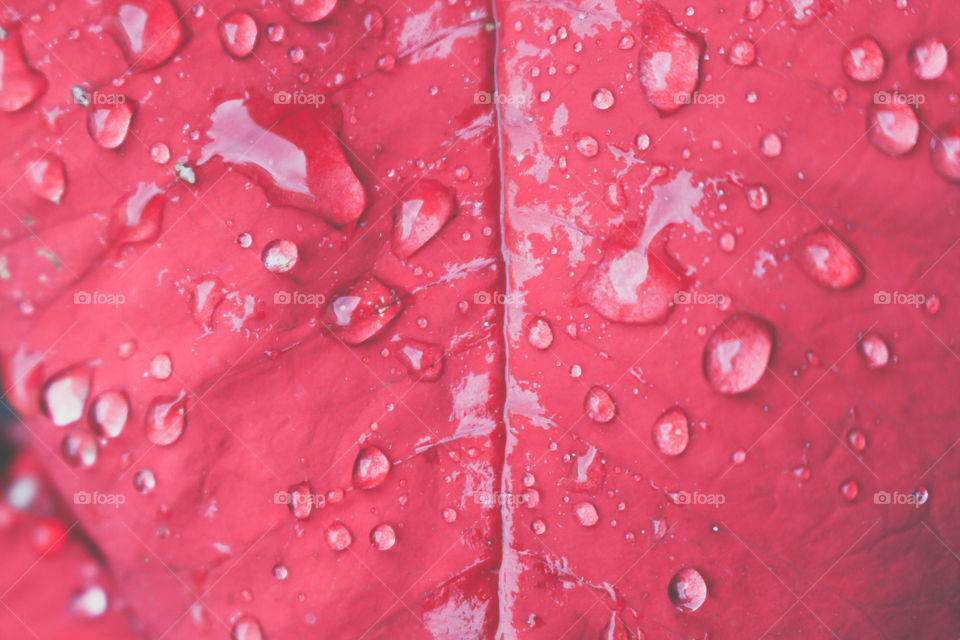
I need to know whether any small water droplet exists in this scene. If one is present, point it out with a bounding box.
[859,332,890,369]
[325,522,352,551]
[144,393,187,445]
[585,387,616,423]
[62,431,98,468]
[149,354,172,380]
[653,408,690,456]
[843,36,886,82]
[668,567,707,612]
[531,519,546,535]
[575,135,599,157]
[134,469,157,494]
[839,478,859,502]
[70,584,107,618]
[527,317,553,349]
[218,11,258,58]
[704,315,773,394]
[42,365,93,427]
[89,390,129,438]
[262,239,298,273]
[592,88,614,110]
[353,445,390,489]
[370,523,396,550]
[573,501,599,527]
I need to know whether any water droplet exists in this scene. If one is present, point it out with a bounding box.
[325,522,352,551]
[745,0,765,19]
[668,567,707,612]
[134,469,156,494]
[839,478,859,502]
[62,431,98,468]
[322,275,403,344]
[760,133,782,158]
[288,46,304,63]
[913,487,929,505]
[842,36,885,82]
[105,0,185,70]
[442,507,457,523]
[795,227,862,289]
[262,239,298,273]
[353,445,390,489]
[363,9,384,36]
[454,165,471,181]
[719,231,735,252]
[867,96,919,156]
[652,408,690,456]
[859,332,889,369]
[846,427,867,453]
[87,98,135,149]
[523,487,540,508]
[703,315,774,394]
[376,54,396,72]
[265,23,284,42]
[218,11,258,58]
[909,37,947,80]
[638,3,702,114]
[283,0,337,23]
[396,339,444,381]
[230,614,265,640]
[585,387,616,423]
[70,585,107,618]
[924,294,941,315]
[728,40,756,66]
[636,133,651,150]
[745,184,769,211]
[42,365,93,427]
[149,142,170,163]
[526,317,553,350]
[592,88,615,110]
[930,121,960,183]
[618,34,635,49]
[190,276,225,329]
[23,150,65,204]
[573,501,599,527]
[731,449,746,464]
[149,354,172,380]
[0,25,47,112]
[392,180,455,258]
[288,481,315,520]
[370,523,396,550]
[531,519,546,535]
[110,183,164,247]
[272,563,289,580]
[89,390,129,438]
[575,135,599,158]
[144,393,187,445]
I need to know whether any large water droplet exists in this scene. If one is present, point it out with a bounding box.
[703,315,773,394]
[23,150,66,204]
[842,36,885,82]
[867,96,919,156]
[134,469,156,493]
[745,184,769,211]
[637,3,703,114]
[353,445,390,489]
[42,365,93,427]
[370,523,396,550]
[89,390,129,438]
[262,239,298,273]
[190,276,225,329]
[0,25,48,112]
[218,12,258,58]
[396,339,444,381]
[87,98,136,149]
[392,180,455,259]
[110,183,164,246]
[573,501,599,527]
[795,227,862,289]
[592,88,615,110]
[231,614,265,640]
[859,332,889,369]
[668,567,707,612]
[144,393,186,445]
[202,98,366,226]
[322,275,403,344]
[728,40,756,66]
[526,317,554,350]
[652,408,689,456]
[62,431,98,468]
[283,0,337,22]
[930,120,960,183]
[69,585,107,618]
[585,387,616,423]
[908,37,947,80]
[325,522,352,551]
[105,0,185,71]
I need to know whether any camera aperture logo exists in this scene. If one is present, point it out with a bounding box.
[274,90,326,108]
[673,490,725,508]
[873,291,925,307]
[274,291,325,307]
[74,490,126,508]
[74,291,125,307]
